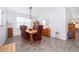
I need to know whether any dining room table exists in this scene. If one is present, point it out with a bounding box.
[25,29,37,47]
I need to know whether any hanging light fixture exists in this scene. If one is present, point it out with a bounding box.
[29,7,34,29]
[29,7,32,19]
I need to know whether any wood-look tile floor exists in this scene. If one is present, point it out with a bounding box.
[4,32,79,52]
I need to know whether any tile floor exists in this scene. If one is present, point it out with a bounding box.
[4,32,79,52]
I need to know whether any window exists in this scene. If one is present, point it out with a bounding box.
[16,17,32,29]
[42,20,47,26]
[42,19,48,29]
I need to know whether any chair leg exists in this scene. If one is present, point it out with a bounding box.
[38,40,41,44]
[21,37,26,43]
[34,40,42,45]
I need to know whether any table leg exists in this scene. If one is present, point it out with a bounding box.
[29,34,33,47]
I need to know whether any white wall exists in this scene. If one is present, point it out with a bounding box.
[6,10,28,36]
[38,7,66,40]
[0,27,6,45]
[0,8,7,45]
[48,8,66,40]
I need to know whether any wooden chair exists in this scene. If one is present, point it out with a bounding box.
[20,25,29,41]
[33,25,43,44]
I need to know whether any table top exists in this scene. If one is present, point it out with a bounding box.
[25,29,37,34]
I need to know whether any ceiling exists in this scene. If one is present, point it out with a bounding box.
[6,7,56,16]
[68,7,79,18]
[6,7,79,18]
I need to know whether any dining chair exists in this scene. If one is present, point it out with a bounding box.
[20,25,29,41]
[33,25,43,44]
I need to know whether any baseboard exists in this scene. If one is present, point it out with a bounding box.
[51,37,66,40]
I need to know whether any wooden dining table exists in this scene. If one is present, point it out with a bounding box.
[25,29,37,47]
